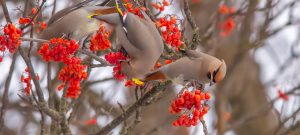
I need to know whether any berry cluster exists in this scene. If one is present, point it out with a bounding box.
[38,38,79,63]
[19,8,47,31]
[152,0,169,12]
[20,68,39,96]
[58,60,87,99]
[157,16,182,49]
[38,38,87,99]
[218,4,236,36]
[123,1,145,18]
[90,25,111,52]
[18,17,31,25]
[169,89,211,127]
[0,23,22,62]
[21,68,32,95]
[104,52,127,80]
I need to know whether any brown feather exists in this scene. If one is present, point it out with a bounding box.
[92,7,117,15]
[145,71,167,81]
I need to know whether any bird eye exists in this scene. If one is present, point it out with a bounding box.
[207,72,211,79]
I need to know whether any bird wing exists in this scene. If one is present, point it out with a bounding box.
[48,0,99,25]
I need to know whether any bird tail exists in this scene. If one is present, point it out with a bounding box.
[144,70,167,81]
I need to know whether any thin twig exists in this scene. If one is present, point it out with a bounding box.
[134,86,141,124]
[274,107,300,135]
[183,0,200,49]
[18,47,61,120]
[47,63,54,108]
[117,102,127,128]
[21,0,47,30]
[0,53,17,132]
[200,119,208,135]
[78,49,111,66]
[0,0,12,23]
[225,85,300,132]
[51,0,57,16]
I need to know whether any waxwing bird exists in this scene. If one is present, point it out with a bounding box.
[145,50,227,86]
[92,0,164,79]
[40,2,115,40]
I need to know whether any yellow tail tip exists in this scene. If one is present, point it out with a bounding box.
[87,14,97,19]
[132,78,144,85]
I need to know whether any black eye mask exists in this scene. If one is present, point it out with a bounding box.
[213,65,222,82]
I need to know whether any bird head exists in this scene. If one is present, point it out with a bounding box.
[207,59,227,86]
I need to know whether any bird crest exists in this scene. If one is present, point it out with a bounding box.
[115,0,127,16]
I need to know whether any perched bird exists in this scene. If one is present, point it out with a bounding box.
[40,1,114,40]
[145,50,227,86]
[92,0,164,79]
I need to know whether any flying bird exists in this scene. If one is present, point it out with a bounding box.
[145,50,227,86]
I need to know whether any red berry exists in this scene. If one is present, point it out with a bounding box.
[163,0,169,6]
[173,121,179,127]
[204,93,211,100]
[31,8,37,14]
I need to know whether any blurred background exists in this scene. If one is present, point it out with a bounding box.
[0,0,300,135]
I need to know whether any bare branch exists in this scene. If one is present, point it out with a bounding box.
[0,53,17,132]
[0,0,12,23]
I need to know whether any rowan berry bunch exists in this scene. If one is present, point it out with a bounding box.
[123,0,145,18]
[19,7,47,31]
[156,16,182,49]
[20,68,32,96]
[38,38,79,63]
[20,68,40,96]
[104,52,127,80]
[169,89,211,127]
[18,17,31,25]
[90,25,111,52]
[218,4,236,36]
[152,0,169,12]
[0,23,22,62]
[38,38,87,99]
[58,60,87,99]
[0,23,22,53]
